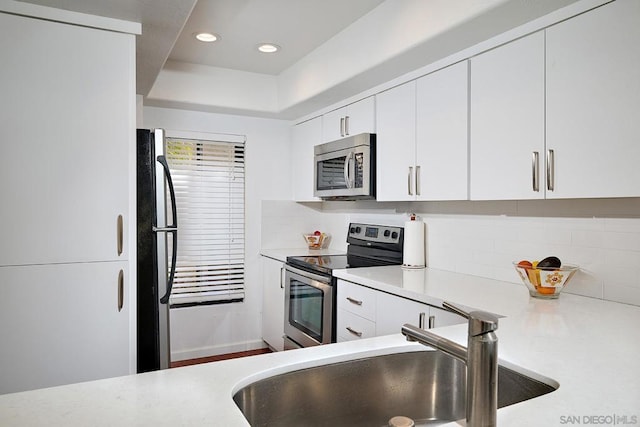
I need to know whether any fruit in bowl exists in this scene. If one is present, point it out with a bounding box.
[513,256,579,299]
[303,231,328,249]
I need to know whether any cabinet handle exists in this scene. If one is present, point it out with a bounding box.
[344,115,350,136]
[344,152,353,189]
[428,315,435,329]
[117,215,124,256]
[280,267,284,289]
[546,149,555,191]
[415,165,421,196]
[346,296,363,306]
[117,269,124,312]
[408,166,414,196]
[346,326,363,337]
[532,152,540,192]
[419,312,426,329]
[340,117,345,137]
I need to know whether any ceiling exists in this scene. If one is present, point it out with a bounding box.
[14,0,384,97]
[169,0,385,75]
[12,0,587,119]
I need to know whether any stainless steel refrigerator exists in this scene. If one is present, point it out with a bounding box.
[136,128,177,372]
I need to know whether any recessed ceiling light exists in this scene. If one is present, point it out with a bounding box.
[257,43,280,53]
[195,32,219,43]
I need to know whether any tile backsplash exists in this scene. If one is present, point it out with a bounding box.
[261,199,640,306]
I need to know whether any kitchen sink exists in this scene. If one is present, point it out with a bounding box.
[233,350,557,427]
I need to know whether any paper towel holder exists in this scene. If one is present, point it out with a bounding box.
[402,213,426,269]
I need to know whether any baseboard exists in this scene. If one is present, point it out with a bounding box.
[171,339,268,362]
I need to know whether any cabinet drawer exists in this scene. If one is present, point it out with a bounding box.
[337,280,377,321]
[376,294,430,336]
[337,308,376,342]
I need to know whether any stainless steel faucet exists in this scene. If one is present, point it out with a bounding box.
[401,301,499,427]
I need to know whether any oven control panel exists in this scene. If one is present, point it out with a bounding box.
[347,223,403,246]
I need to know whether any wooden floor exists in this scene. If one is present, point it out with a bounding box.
[170,348,272,368]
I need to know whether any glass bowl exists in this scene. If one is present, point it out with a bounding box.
[513,261,579,299]
[302,232,328,249]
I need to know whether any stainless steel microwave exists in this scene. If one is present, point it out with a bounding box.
[313,133,376,200]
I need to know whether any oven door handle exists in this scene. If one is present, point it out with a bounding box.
[285,264,331,285]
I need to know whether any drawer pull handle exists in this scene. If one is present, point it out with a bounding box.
[532,151,539,192]
[346,297,363,306]
[117,215,124,256]
[117,269,124,312]
[546,149,555,191]
[346,326,362,337]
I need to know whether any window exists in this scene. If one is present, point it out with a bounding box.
[165,134,245,307]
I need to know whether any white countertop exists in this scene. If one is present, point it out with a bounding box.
[2,266,639,426]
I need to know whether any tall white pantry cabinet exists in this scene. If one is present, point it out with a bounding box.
[0,9,137,394]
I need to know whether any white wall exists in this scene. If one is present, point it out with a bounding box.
[143,106,291,360]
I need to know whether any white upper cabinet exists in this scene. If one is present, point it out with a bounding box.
[0,12,134,266]
[291,117,322,202]
[545,0,640,199]
[375,80,417,201]
[470,31,545,200]
[294,0,640,202]
[322,96,375,142]
[376,62,469,201]
[416,61,469,201]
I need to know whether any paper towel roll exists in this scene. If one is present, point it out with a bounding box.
[403,216,425,268]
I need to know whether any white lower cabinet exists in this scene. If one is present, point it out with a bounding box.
[337,280,377,341]
[261,256,285,351]
[337,309,377,341]
[0,261,130,394]
[376,292,429,336]
[336,279,464,342]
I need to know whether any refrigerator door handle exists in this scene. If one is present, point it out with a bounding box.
[156,155,178,305]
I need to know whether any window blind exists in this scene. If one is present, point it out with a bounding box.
[165,136,245,307]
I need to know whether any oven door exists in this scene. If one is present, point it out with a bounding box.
[284,265,333,348]
[314,145,372,199]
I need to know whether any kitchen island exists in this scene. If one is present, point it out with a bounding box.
[1,265,639,426]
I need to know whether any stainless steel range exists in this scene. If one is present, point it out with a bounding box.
[283,223,404,349]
